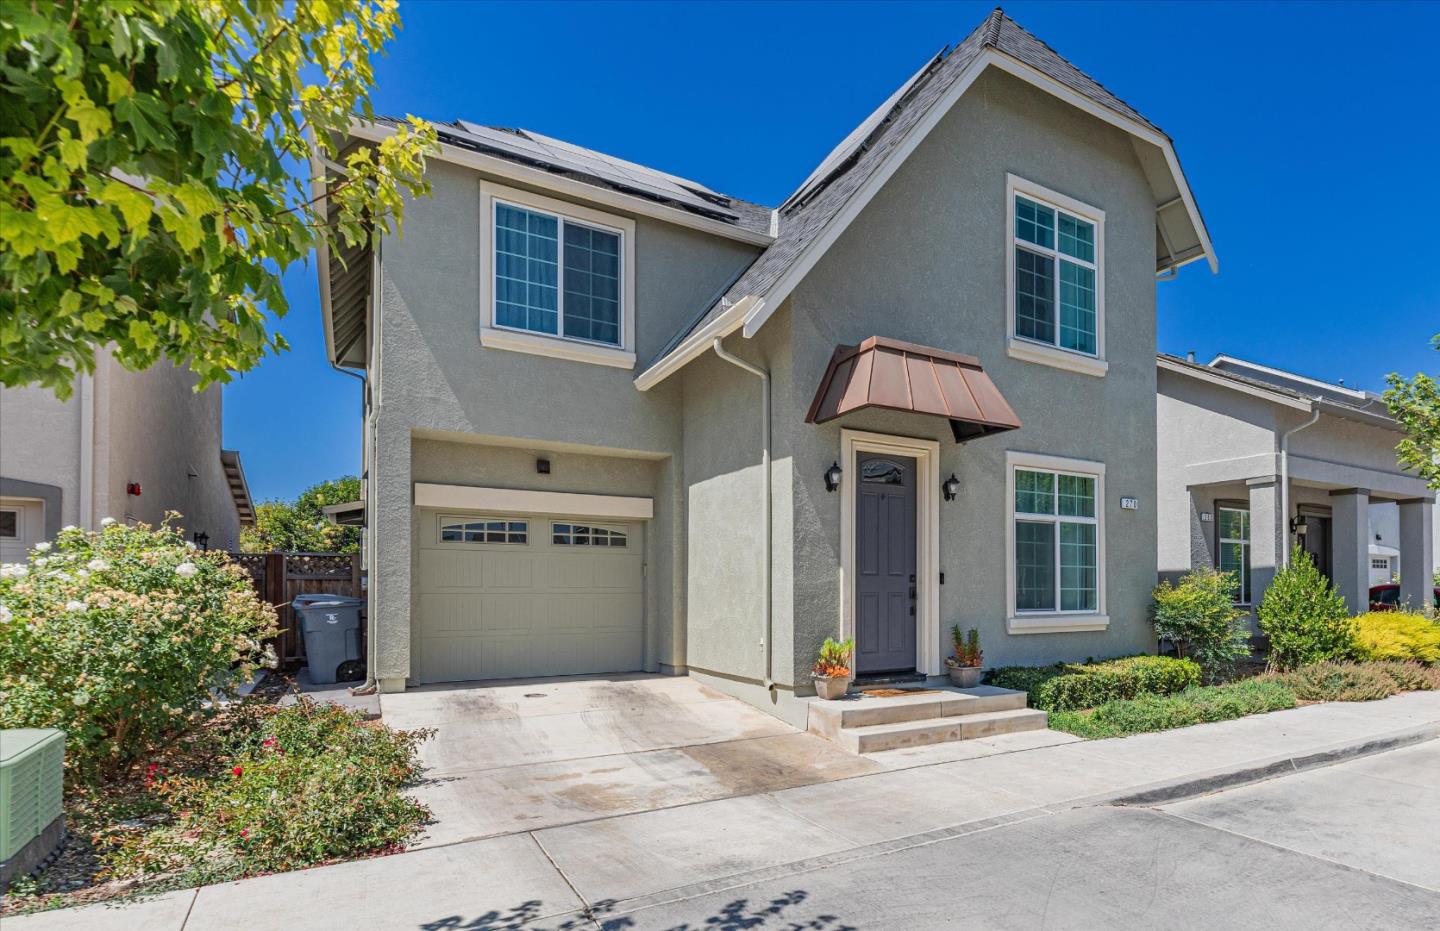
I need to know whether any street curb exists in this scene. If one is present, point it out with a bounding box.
[1104,722,1440,807]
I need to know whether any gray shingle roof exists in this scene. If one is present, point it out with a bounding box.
[646,9,1173,368]
[1158,353,1395,423]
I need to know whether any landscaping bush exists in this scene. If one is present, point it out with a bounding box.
[1257,546,1353,671]
[1048,679,1298,739]
[987,655,1201,711]
[1268,661,1440,703]
[1150,568,1252,682]
[107,699,433,882]
[1350,611,1440,664]
[0,520,278,779]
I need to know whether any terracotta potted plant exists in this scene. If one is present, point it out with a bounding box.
[945,624,983,688]
[811,637,855,700]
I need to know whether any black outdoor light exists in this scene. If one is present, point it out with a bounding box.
[192,531,209,551]
[942,473,961,502]
[824,461,843,493]
[1289,515,1308,537]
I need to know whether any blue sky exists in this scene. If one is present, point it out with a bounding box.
[224,0,1440,503]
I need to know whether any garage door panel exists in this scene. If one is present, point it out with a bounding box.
[415,514,643,684]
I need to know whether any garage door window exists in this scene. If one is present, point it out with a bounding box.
[439,517,528,544]
[552,523,627,547]
[0,509,16,538]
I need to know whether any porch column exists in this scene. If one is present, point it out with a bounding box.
[1398,497,1436,616]
[1330,488,1371,615]
[1247,479,1283,605]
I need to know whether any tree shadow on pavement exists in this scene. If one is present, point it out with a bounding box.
[421,890,855,930]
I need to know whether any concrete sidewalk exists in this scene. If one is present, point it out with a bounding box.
[8,691,1440,930]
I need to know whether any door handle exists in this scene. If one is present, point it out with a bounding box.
[908,586,916,599]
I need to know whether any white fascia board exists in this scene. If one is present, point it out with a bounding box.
[413,483,654,520]
[1158,356,1313,411]
[307,129,338,365]
[348,121,775,248]
[1208,354,1371,401]
[633,295,753,391]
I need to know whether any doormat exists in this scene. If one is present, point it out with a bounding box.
[858,687,941,698]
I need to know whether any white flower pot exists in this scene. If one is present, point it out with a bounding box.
[813,674,849,700]
[947,665,982,688]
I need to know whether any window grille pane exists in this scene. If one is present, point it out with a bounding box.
[1015,196,1055,248]
[563,223,621,345]
[1015,248,1055,344]
[1058,262,1096,354]
[1218,540,1249,603]
[441,517,528,544]
[1060,522,1097,611]
[1015,520,1056,611]
[495,204,559,335]
[552,522,628,547]
[1057,474,1095,517]
[1058,212,1095,262]
[1218,507,1249,541]
[1015,469,1055,515]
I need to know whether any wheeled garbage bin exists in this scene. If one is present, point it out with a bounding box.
[291,594,365,685]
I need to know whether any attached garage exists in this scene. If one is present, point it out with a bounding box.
[414,510,645,684]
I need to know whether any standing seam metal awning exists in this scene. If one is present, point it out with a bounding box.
[804,336,1021,441]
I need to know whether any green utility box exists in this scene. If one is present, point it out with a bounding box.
[1,729,66,887]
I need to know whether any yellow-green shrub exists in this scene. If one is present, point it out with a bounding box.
[1351,612,1440,664]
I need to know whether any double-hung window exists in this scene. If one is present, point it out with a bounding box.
[1008,453,1106,629]
[480,182,637,368]
[1008,176,1105,374]
[1216,504,1251,604]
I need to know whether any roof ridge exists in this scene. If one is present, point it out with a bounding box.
[984,7,1005,45]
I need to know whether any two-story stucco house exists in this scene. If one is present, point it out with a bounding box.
[1157,353,1436,626]
[0,349,254,559]
[314,10,1216,726]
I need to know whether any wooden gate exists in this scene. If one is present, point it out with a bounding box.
[229,553,363,668]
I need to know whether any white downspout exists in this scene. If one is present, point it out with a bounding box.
[1278,400,1321,567]
[78,372,94,528]
[711,336,774,692]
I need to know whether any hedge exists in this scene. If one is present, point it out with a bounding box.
[986,655,1201,712]
[1350,612,1440,664]
[1047,679,1297,739]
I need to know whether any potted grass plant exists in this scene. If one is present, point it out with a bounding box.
[945,624,983,688]
[811,637,855,700]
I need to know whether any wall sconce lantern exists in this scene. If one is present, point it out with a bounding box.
[823,461,843,493]
[192,531,209,552]
[942,473,961,502]
[1289,515,1308,536]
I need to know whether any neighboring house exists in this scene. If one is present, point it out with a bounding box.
[1157,353,1435,625]
[0,349,254,559]
[1368,499,1440,587]
[315,10,1217,725]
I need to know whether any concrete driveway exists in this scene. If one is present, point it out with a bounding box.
[379,673,884,847]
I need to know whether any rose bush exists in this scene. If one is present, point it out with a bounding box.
[0,519,277,779]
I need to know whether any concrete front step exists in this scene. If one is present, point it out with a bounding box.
[838,708,1049,753]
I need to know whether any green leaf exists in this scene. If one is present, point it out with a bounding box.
[98,179,154,231]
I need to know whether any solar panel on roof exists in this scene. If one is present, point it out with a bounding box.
[782,47,945,211]
[446,121,738,220]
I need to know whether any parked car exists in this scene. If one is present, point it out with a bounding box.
[1368,584,1440,612]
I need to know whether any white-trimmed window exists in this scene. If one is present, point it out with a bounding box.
[439,516,528,545]
[1216,504,1251,604]
[551,522,628,547]
[1006,452,1107,632]
[1006,175,1106,377]
[480,181,637,369]
[0,508,16,538]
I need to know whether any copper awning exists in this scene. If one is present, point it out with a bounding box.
[805,336,1021,441]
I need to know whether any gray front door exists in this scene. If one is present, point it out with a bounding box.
[855,452,917,675]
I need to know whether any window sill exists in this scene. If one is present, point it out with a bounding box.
[1007,613,1110,634]
[480,326,636,369]
[1007,340,1109,377]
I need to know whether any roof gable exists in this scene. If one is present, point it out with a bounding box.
[636,8,1215,390]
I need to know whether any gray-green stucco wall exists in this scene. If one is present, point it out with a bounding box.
[370,159,760,685]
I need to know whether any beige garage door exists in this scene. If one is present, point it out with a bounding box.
[415,511,644,684]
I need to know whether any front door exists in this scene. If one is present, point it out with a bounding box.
[854,452,917,675]
[1301,514,1332,580]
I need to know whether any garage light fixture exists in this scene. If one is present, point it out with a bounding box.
[823,461,843,493]
[942,473,961,502]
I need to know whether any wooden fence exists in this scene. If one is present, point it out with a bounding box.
[229,552,364,668]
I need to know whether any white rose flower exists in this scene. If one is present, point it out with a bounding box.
[65,600,88,612]
[33,556,49,568]
[76,569,90,579]
[2,565,29,579]
[175,562,199,579]
[0,604,11,624]
[87,558,110,572]
[62,524,77,532]
[73,691,90,707]
[100,517,117,527]
[185,541,197,551]
[34,542,52,553]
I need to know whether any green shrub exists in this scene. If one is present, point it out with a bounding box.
[1268,661,1440,702]
[1350,612,1440,664]
[1257,546,1354,671]
[987,655,1201,711]
[1049,679,1297,739]
[1150,569,1252,682]
[0,520,278,779]
[107,699,433,881]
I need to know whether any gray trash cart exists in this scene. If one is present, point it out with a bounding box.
[291,594,365,685]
